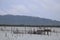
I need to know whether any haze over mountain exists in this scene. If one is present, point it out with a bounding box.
[0,15,60,25]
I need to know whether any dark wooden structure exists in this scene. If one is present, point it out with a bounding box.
[28,29,51,35]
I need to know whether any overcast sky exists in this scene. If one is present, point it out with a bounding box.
[0,0,60,21]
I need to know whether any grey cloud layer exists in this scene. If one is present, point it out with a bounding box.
[0,0,60,21]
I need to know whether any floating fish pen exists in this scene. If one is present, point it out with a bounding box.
[0,24,60,35]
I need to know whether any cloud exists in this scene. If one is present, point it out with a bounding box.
[0,0,60,14]
[0,5,30,15]
[0,9,7,15]
[0,0,60,21]
[32,0,60,11]
[8,5,29,15]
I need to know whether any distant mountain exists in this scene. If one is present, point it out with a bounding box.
[0,15,60,25]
